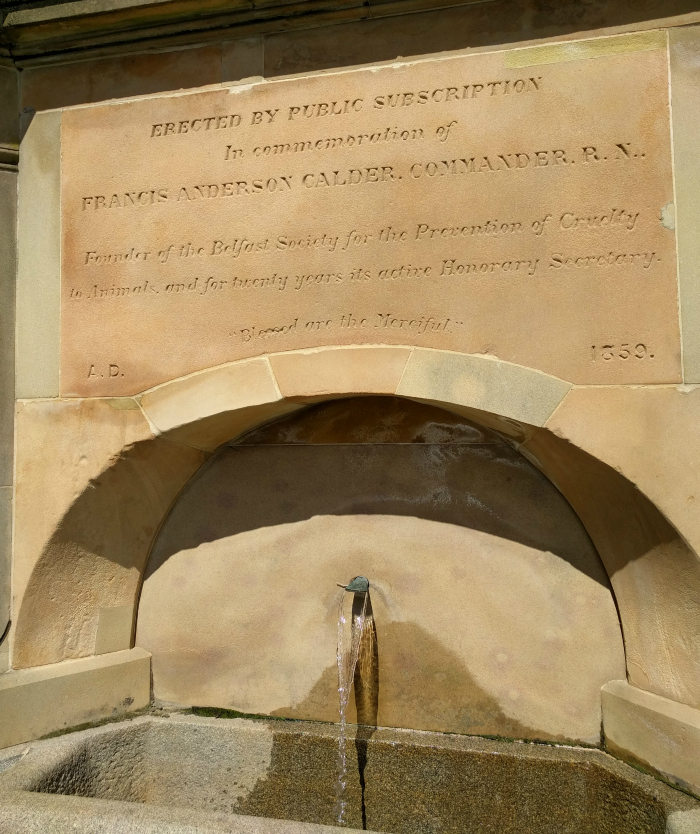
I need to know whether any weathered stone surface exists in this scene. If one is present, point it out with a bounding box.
[140,358,281,434]
[0,791,369,834]
[60,37,678,396]
[12,398,205,667]
[237,396,499,444]
[396,348,570,426]
[20,46,222,113]
[139,357,301,450]
[262,3,700,77]
[4,0,700,63]
[668,809,700,834]
[223,37,264,84]
[521,427,700,710]
[0,64,18,150]
[94,605,134,655]
[16,110,60,399]
[0,168,16,644]
[13,398,154,618]
[670,25,700,382]
[269,346,411,398]
[543,384,700,568]
[137,400,623,744]
[535,384,700,709]
[0,649,150,749]
[0,715,695,831]
[602,679,700,797]
[0,486,11,642]
[0,170,16,486]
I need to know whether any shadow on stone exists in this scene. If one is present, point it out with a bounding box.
[273,619,537,742]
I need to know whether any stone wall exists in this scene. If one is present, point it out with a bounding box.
[3,0,700,798]
[0,58,17,673]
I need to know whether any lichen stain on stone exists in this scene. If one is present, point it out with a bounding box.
[661,202,676,231]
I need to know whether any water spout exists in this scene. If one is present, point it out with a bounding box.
[337,576,370,594]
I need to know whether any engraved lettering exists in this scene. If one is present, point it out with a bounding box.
[151,114,241,136]
[549,252,659,269]
[62,46,675,397]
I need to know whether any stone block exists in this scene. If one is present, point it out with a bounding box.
[222,36,264,83]
[670,25,700,382]
[542,384,700,589]
[140,358,295,450]
[602,679,700,796]
[12,397,205,667]
[0,648,151,749]
[58,40,679,396]
[20,46,222,114]
[94,605,134,655]
[0,789,371,834]
[0,636,8,674]
[262,1,692,77]
[0,64,19,149]
[397,349,570,427]
[269,346,411,399]
[0,170,16,486]
[16,110,60,399]
[13,398,154,618]
[668,809,700,834]
[0,486,10,644]
[522,426,700,709]
[505,28,666,67]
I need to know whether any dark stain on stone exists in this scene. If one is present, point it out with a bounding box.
[237,397,501,446]
[233,723,670,834]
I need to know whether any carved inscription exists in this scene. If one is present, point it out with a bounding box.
[60,46,680,395]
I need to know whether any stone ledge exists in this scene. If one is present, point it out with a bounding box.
[602,679,700,797]
[0,0,496,60]
[0,790,374,834]
[0,648,151,749]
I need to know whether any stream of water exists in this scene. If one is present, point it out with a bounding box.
[335,587,369,826]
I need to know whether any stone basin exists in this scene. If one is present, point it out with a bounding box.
[0,714,698,834]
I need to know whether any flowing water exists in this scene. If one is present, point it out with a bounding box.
[335,588,369,825]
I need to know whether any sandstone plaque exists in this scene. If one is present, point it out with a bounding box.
[61,40,679,396]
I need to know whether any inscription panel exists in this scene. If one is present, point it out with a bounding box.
[61,45,679,396]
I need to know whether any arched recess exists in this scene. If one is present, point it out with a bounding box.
[11,346,700,713]
[136,395,625,745]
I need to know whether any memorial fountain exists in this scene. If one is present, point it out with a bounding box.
[3,1,700,830]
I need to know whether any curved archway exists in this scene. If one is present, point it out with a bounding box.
[11,347,700,716]
[137,396,625,744]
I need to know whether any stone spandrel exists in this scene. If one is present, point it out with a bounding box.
[60,43,679,397]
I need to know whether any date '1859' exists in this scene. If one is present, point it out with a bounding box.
[591,343,653,361]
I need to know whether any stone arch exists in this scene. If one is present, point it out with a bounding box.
[136,395,625,744]
[11,347,700,713]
